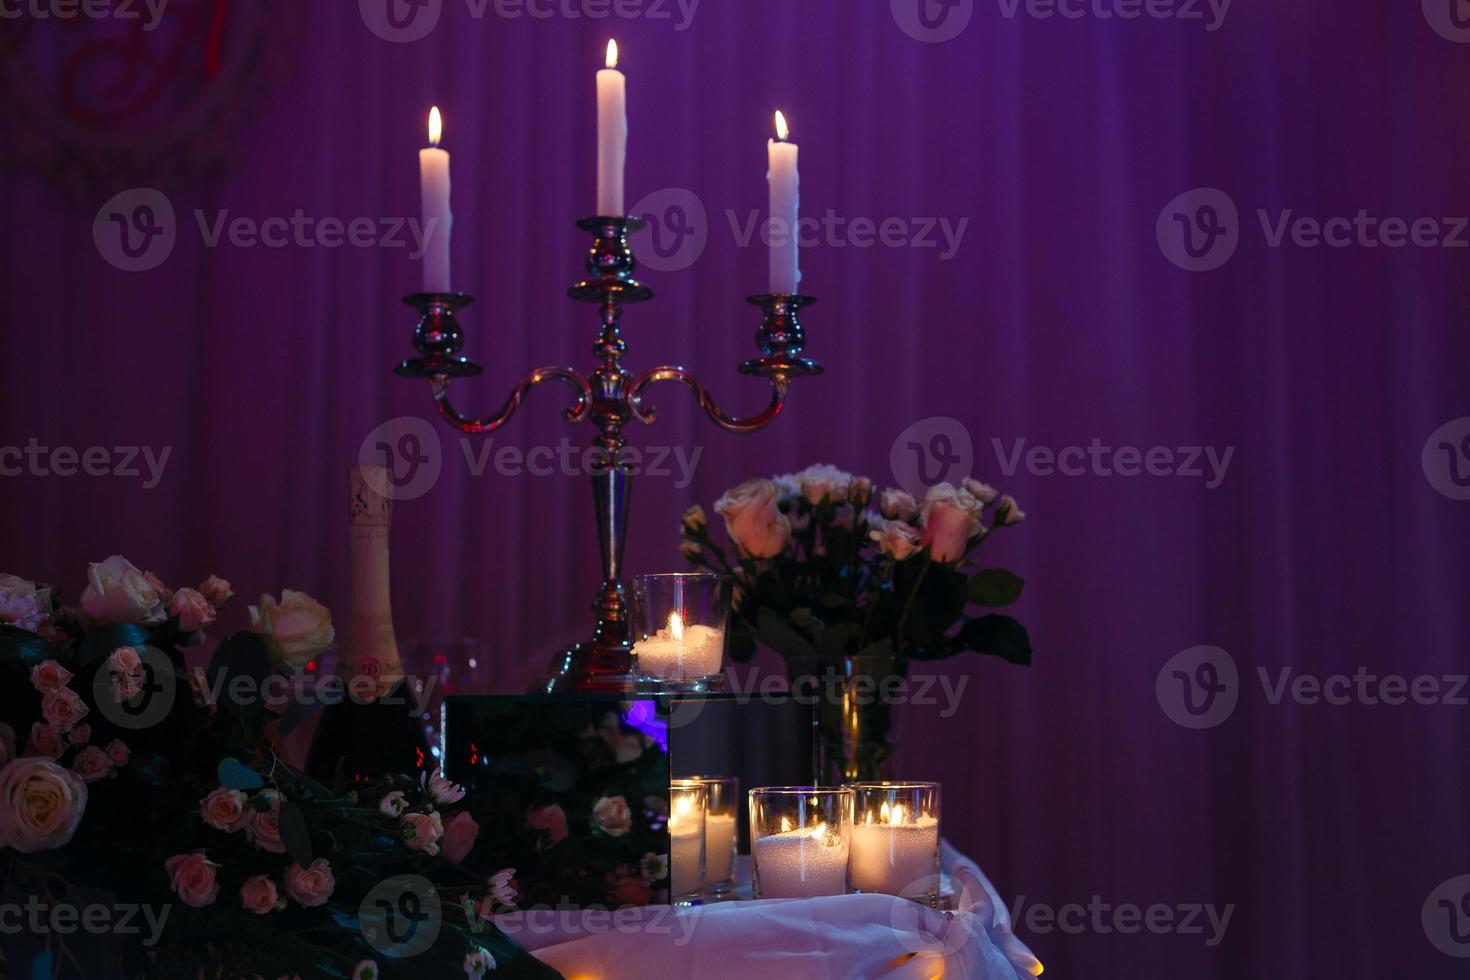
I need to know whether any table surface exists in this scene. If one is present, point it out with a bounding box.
[495,840,1043,980]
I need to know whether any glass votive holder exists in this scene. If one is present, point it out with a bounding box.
[749,786,853,899]
[690,775,740,897]
[848,781,941,905]
[668,778,707,905]
[630,573,731,692]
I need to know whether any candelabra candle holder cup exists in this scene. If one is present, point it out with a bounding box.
[749,786,853,899]
[668,778,708,905]
[689,775,740,898]
[847,781,942,906]
[630,573,731,693]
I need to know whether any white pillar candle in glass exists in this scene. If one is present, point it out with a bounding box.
[631,573,732,690]
[668,779,706,903]
[419,106,452,293]
[631,611,724,681]
[749,787,852,899]
[596,39,627,216]
[767,109,800,295]
[848,782,942,903]
[689,775,740,896]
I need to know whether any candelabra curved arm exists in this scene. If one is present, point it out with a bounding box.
[628,365,790,434]
[430,367,593,434]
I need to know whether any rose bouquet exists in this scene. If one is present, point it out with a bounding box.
[0,557,560,979]
[680,466,1031,780]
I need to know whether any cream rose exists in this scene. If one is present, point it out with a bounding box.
[79,556,166,625]
[870,519,923,561]
[920,483,986,562]
[284,858,335,907]
[240,874,284,914]
[165,851,220,908]
[441,810,480,864]
[168,588,216,632]
[0,757,87,852]
[592,795,633,837]
[249,590,335,667]
[401,810,444,855]
[714,479,791,559]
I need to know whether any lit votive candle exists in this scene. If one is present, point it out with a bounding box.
[631,573,732,690]
[668,779,706,904]
[689,775,740,896]
[848,782,941,904]
[749,786,853,899]
[632,612,723,682]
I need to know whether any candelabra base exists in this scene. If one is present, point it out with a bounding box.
[537,638,636,694]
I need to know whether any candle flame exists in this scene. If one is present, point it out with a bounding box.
[880,801,889,823]
[427,106,443,147]
[673,794,695,819]
[774,110,790,141]
[781,815,794,833]
[606,39,619,69]
[810,821,827,838]
[669,611,684,642]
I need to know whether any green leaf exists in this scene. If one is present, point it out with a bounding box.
[956,615,1033,666]
[278,799,313,866]
[968,569,1025,607]
[756,608,816,659]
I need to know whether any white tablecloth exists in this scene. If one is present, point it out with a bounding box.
[496,840,1042,979]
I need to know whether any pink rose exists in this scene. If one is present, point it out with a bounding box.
[168,588,216,631]
[0,757,87,852]
[23,723,63,760]
[112,673,143,703]
[714,479,791,559]
[401,811,444,855]
[104,739,130,767]
[870,519,923,561]
[0,724,14,769]
[29,660,73,693]
[592,795,633,837]
[246,790,286,853]
[107,646,143,675]
[920,483,986,562]
[525,804,568,846]
[849,476,874,507]
[239,874,284,914]
[198,575,234,609]
[879,488,920,522]
[201,787,249,832]
[441,810,480,864]
[40,687,88,733]
[284,859,335,907]
[70,746,113,783]
[165,851,220,908]
[424,768,465,805]
[67,724,92,747]
[80,556,166,625]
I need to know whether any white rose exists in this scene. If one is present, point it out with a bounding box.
[714,479,791,559]
[879,489,919,522]
[920,484,986,562]
[0,575,50,633]
[870,519,923,561]
[794,463,854,505]
[249,590,335,667]
[79,556,165,625]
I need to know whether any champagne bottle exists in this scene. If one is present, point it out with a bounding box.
[306,466,428,784]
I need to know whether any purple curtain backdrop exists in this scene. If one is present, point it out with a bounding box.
[3,1,1470,976]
